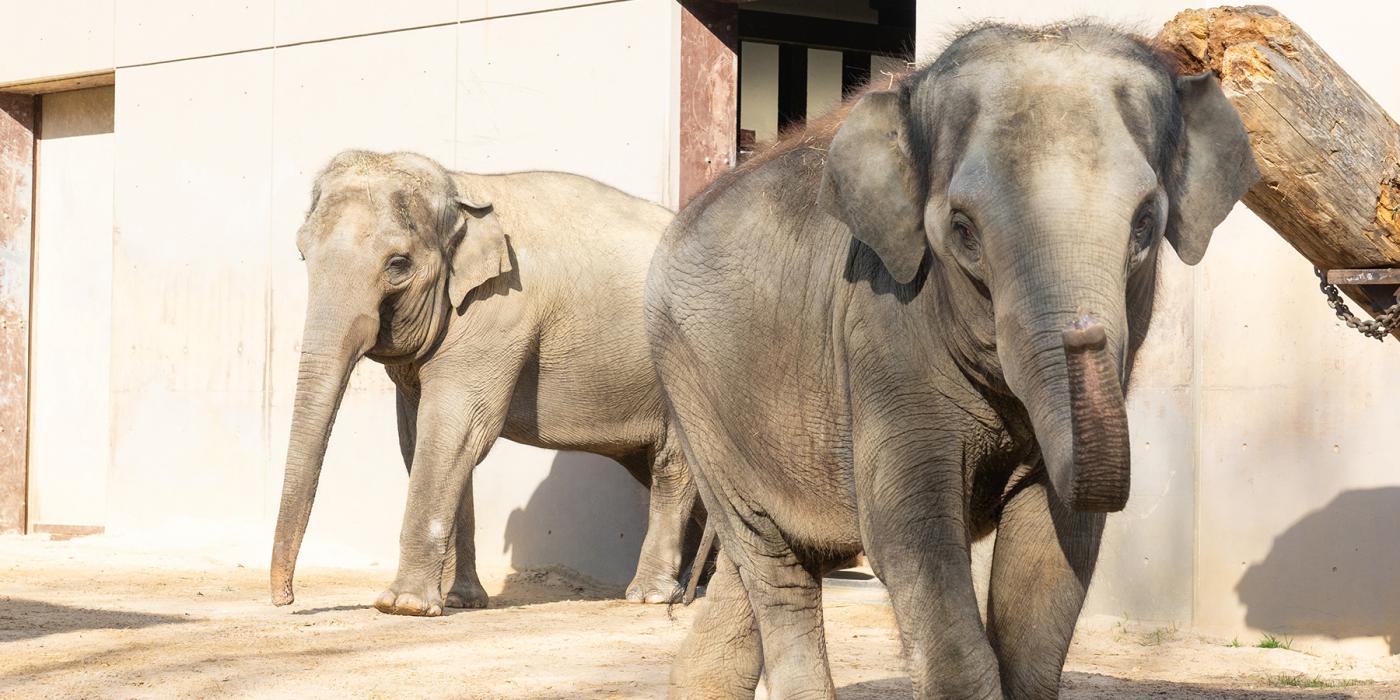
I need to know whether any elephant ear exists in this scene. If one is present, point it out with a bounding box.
[823,89,926,284]
[1165,71,1260,265]
[447,195,512,310]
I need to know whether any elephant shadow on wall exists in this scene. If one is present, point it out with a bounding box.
[496,450,651,604]
[1236,487,1400,652]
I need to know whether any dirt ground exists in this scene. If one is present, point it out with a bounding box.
[4,535,1400,699]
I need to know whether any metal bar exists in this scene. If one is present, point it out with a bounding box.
[1326,268,1400,285]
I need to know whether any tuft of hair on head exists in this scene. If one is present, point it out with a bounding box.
[306,149,460,237]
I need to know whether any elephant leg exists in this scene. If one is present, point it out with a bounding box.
[394,387,417,472]
[987,470,1103,699]
[375,362,518,617]
[627,436,697,604]
[444,471,489,608]
[858,451,1002,699]
[669,550,760,699]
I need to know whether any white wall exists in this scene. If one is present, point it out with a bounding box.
[12,0,679,586]
[919,0,1400,654]
[739,41,780,142]
[27,87,115,529]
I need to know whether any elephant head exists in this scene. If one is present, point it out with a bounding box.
[270,151,510,606]
[824,26,1257,512]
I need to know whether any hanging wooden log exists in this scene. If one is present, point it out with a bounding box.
[1157,6,1400,327]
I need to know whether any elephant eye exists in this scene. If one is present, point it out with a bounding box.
[951,211,981,263]
[386,255,413,278]
[1131,201,1156,249]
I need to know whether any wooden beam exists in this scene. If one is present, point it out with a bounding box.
[0,71,114,96]
[1157,6,1400,329]
[679,1,739,206]
[0,93,36,534]
[739,10,913,57]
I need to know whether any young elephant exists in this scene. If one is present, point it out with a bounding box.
[270,150,697,615]
[647,24,1256,699]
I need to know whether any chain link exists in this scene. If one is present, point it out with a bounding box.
[1314,267,1400,341]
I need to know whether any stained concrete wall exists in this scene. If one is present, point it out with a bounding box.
[27,87,115,530]
[920,0,1400,655]
[12,0,680,586]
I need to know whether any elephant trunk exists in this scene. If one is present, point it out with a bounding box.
[269,304,378,606]
[1003,310,1130,513]
[1057,316,1130,512]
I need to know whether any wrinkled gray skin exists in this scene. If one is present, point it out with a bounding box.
[647,24,1257,699]
[270,150,698,616]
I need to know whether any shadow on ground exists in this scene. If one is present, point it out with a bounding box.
[1237,487,1400,653]
[840,674,1359,699]
[0,597,188,643]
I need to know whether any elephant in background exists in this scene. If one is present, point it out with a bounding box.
[270,150,699,616]
[647,23,1256,699]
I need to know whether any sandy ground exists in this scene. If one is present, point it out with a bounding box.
[4,535,1400,699]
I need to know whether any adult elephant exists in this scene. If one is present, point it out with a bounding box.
[270,150,698,616]
[647,23,1256,699]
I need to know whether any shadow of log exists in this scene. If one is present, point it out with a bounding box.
[1236,487,1400,653]
[0,597,188,643]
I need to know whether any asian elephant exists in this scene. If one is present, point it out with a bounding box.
[646,23,1257,699]
[270,150,699,616]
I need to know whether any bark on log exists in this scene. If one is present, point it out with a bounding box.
[1157,6,1400,325]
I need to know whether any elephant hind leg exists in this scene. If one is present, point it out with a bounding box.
[626,436,697,604]
[444,470,489,609]
[669,551,761,699]
[987,469,1104,699]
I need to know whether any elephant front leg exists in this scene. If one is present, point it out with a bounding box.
[987,468,1103,699]
[444,471,489,609]
[375,390,509,617]
[627,441,697,604]
[858,453,1003,699]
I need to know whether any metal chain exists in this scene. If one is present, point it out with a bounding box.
[1314,267,1400,341]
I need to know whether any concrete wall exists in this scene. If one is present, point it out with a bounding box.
[27,87,115,530]
[919,0,1400,654]
[11,0,680,586]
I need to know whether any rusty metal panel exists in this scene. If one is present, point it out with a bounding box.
[679,1,738,206]
[0,93,36,534]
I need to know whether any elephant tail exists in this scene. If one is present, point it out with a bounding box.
[682,519,716,605]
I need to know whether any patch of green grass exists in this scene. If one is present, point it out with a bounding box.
[1263,673,1368,689]
[1226,636,1242,648]
[1137,623,1179,646]
[1257,634,1293,650]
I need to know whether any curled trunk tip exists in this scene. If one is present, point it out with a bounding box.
[1061,315,1131,513]
[1062,314,1107,351]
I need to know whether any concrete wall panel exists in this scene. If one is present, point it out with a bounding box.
[454,0,677,206]
[115,0,274,67]
[0,0,114,86]
[27,87,116,529]
[108,51,274,534]
[274,0,456,46]
[0,0,112,86]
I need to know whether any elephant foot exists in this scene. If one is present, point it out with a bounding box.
[373,586,443,617]
[444,579,490,609]
[625,573,682,604]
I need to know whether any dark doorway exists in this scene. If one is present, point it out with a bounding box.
[737,0,915,158]
[675,1,915,203]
